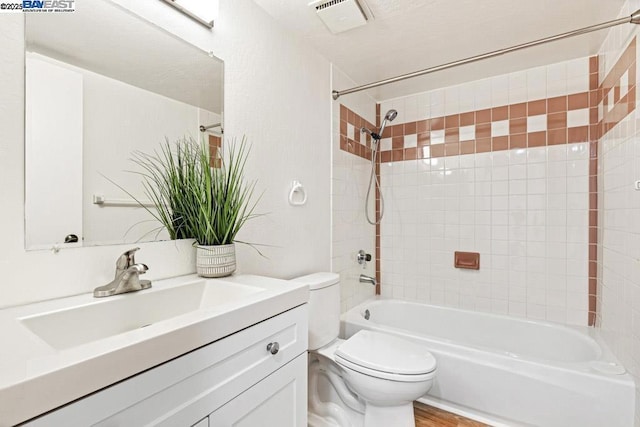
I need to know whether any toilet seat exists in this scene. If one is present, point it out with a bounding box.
[334,330,436,382]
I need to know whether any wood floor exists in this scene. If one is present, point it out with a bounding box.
[414,402,489,427]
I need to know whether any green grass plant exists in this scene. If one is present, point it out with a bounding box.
[127,136,260,246]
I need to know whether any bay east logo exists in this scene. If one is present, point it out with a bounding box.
[22,0,75,12]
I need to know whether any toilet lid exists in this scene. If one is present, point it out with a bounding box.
[335,330,436,376]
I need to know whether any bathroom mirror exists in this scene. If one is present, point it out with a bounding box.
[24,0,224,250]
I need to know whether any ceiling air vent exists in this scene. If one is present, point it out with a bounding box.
[312,0,367,34]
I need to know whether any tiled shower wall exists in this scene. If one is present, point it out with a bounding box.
[596,0,640,423]
[332,66,377,312]
[379,145,589,324]
[377,57,596,325]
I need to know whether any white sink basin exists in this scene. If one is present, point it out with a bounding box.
[19,279,263,350]
[1,274,309,426]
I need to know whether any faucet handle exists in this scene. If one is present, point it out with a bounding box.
[357,250,372,269]
[116,247,141,270]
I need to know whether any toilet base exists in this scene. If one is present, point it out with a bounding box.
[308,411,341,427]
[363,403,415,427]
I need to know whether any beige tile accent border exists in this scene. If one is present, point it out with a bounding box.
[376,94,592,162]
[339,104,375,160]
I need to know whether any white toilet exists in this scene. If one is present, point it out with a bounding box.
[293,273,436,427]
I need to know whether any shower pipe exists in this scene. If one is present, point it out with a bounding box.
[332,9,640,99]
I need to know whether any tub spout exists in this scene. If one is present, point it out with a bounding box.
[359,274,377,287]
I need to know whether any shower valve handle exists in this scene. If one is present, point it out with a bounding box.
[357,250,372,267]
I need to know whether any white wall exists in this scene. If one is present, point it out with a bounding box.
[0,0,331,308]
[331,65,377,312]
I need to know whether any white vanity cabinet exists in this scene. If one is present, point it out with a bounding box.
[24,304,308,427]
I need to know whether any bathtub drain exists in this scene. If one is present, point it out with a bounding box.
[364,309,370,320]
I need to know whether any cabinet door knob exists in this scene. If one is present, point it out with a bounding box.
[266,342,279,355]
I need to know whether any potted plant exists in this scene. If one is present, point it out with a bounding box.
[130,135,260,277]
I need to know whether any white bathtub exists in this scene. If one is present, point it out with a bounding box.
[341,299,635,427]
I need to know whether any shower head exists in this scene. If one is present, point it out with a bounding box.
[378,109,398,138]
[384,109,398,121]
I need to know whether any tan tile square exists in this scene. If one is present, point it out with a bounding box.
[430,144,445,157]
[460,140,475,154]
[476,109,491,123]
[445,114,460,128]
[476,138,491,153]
[510,134,527,149]
[528,99,546,116]
[492,106,508,121]
[460,112,475,126]
[568,93,589,110]
[492,136,508,151]
[548,96,567,113]
[568,126,589,143]
[548,129,567,145]
[528,131,546,147]
[510,102,527,118]
[547,112,567,130]
[509,118,527,134]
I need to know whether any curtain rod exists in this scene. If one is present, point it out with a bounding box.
[332,9,640,100]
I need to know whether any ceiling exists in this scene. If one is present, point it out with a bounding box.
[253,0,628,101]
[26,0,223,113]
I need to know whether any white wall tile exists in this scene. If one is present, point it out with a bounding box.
[404,95,418,122]
[491,120,509,137]
[526,66,547,100]
[547,62,568,98]
[621,70,629,96]
[474,79,492,110]
[431,129,445,144]
[567,75,589,94]
[347,123,355,139]
[404,134,417,148]
[567,109,590,128]
[445,85,460,115]
[416,92,431,121]
[567,57,589,78]
[459,125,475,141]
[459,85,475,113]
[527,115,547,132]
[491,75,509,106]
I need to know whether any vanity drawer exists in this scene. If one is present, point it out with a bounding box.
[24,304,308,426]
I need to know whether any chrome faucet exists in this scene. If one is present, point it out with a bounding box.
[359,274,377,287]
[93,247,152,297]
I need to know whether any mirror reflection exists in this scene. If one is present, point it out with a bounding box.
[24,0,224,250]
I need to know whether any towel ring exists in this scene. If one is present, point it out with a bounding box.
[288,180,307,206]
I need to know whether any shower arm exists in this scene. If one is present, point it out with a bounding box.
[332,9,640,100]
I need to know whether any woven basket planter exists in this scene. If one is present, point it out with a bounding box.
[196,244,236,278]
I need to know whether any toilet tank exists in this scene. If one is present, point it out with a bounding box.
[291,272,340,350]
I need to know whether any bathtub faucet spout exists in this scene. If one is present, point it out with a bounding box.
[359,274,377,287]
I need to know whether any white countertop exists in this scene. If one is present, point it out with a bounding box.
[0,274,309,426]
